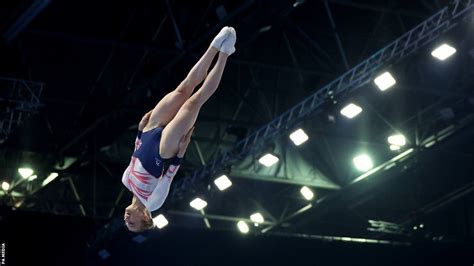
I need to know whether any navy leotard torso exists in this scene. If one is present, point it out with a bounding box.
[133,127,182,177]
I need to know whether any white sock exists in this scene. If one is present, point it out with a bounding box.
[220,27,236,55]
[211,27,229,49]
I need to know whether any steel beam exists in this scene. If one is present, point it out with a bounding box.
[167,210,276,226]
[3,0,50,43]
[170,0,474,202]
[260,112,474,233]
[0,76,44,143]
[323,0,350,69]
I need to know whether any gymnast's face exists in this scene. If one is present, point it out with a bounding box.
[124,204,146,232]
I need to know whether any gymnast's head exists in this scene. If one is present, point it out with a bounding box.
[124,196,154,232]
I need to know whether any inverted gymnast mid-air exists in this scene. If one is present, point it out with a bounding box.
[121,26,237,232]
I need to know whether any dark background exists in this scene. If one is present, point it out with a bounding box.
[1,0,473,265]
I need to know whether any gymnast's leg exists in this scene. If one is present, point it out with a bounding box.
[159,27,236,158]
[142,27,231,131]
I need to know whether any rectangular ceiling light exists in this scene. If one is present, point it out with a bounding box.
[390,145,401,151]
[250,213,264,224]
[300,186,314,200]
[353,154,373,172]
[374,72,396,91]
[190,197,208,210]
[289,128,309,146]
[340,103,363,119]
[18,168,34,179]
[258,153,279,167]
[152,214,169,229]
[42,172,58,187]
[237,221,249,234]
[431,44,456,61]
[388,134,406,146]
[1,181,10,191]
[214,175,232,191]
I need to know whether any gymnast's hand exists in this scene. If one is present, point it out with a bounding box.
[177,126,194,158]
[138,111,152,131]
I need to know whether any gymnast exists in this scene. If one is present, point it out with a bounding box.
[121,26,236,232]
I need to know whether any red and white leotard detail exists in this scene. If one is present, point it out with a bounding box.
[122,129,181,211]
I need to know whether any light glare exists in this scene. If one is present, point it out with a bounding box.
[258,153,279,167]
[390,145,401,151]
[431,44,456,61]
[340,103,363,119]
[152,214,169,229]
[214,175,232,191]
[1,181,10,191]
[190,197,208,210]
[42,172,59,187]
[237,221,249,234]
[289,128,309,146]
[300,186,314,200]
[374,72,396,91]
[18,168,34,179]
[250,213,264,224]
[353,154,373,172]
[388,134,406,146]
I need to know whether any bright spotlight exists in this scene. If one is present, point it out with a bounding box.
[1,181,10,191]
[28,175,37,181]
[250,213,264,224]
[237,221,249,234]
[374,72,396,91]
[214,175,232,191]
[190,197,208,210]
[340,103,362,119]
[431,44,456,61]
[390,145,401,151]
[152,214,169,229]
[42,172,59,187]
[289,128,309,146]
[258,153,279,167]
[18,168,34,179]
[388,134,406,146]
[353,154,373,172]
[300,186,314,200]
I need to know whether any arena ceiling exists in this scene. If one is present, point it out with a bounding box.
[1,0,473,251]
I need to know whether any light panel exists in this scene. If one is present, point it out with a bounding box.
[152,214,169,229]
[214,175,232,191]
[250,213,264,224]
[300,186,314,200]
[258,153,279,167]
[190,197,208,210]
[18,168,34,179]
[237,221,249,234]
[353,154,373,172]
[289,128,309,146]
[374,72,396,91]
[390,145,401,151]
[431,44,456,60]
[340,103,362,119]
[1,181,9,191]
[388,134,406,146]
[42,172,59,187]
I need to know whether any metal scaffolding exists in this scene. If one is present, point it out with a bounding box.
[170,0,474,200]
[0,76,44,143]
